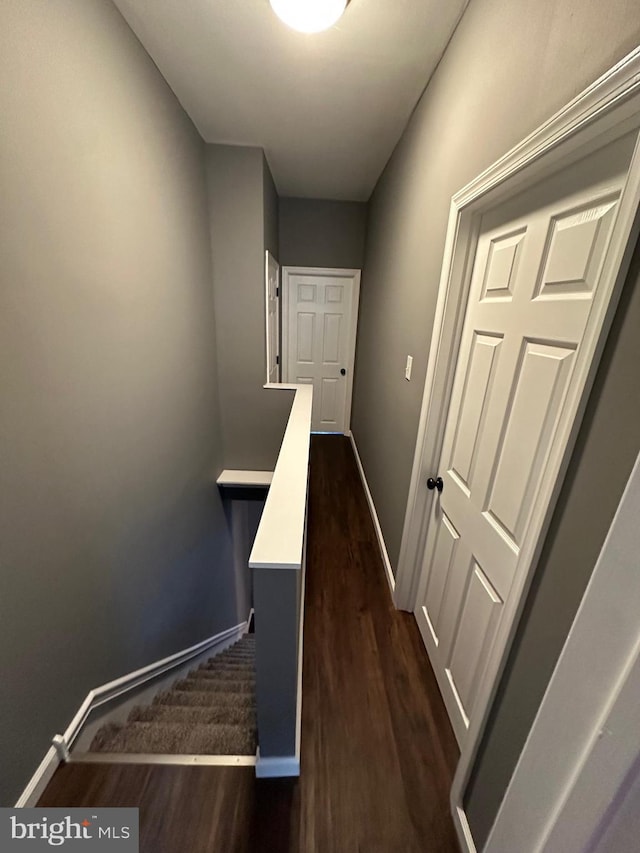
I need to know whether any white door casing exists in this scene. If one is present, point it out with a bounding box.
[282,267,360,433]
[414,133,637,745]
[265,250,280,384]
[390,46,640,853]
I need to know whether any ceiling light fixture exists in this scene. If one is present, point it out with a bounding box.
[269,0,348,34]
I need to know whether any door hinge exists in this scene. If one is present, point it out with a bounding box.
[276,287,279,297]
[276,355,280,365]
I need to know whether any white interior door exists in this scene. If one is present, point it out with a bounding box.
[414,133,636,746]
[283,267,360,433]
[265,251,280,384]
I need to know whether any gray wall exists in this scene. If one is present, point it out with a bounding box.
[466,235,640,845]
[0,0,244,805]
[352,0,640,572]
[264,155,280,261]
[279,198,368,268]
[593,752,640,853]
[350,0,640,841]
[206,145,291,470]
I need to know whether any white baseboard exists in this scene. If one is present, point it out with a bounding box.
[69,753,256,767]
[453,803,478,853]
[349,432,396,597]
[15,618,248,807]
[255,750,300,779]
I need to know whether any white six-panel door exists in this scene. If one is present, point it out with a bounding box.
[283,268,360,433]
[265,251,280,384]
[414,133,636,745]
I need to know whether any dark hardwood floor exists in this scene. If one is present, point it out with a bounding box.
[40,435,460,852]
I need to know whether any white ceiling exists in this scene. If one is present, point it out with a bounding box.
[113,0,467,201]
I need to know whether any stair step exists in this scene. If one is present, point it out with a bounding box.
[128,704,256,728]
[190,667,254,682]
[91,721,256,755]
[153,690,256,709]
[173,677,254,694]
[198,662,255,675]
[213,660,253,669]
[204,652,254,663]
[88,634,257,758]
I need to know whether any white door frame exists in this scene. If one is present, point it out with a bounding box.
[281,266,361,434]
[485,451,640,853]
[390,47,640,851]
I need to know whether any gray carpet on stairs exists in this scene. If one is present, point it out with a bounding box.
[89,636,257,755]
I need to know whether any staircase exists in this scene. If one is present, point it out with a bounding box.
[89,636,257,756]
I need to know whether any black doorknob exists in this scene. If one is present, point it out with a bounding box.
[427,477,444,493]
[340,368,346,376]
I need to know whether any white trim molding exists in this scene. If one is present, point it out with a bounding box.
[386,46,640,852]
[349,432,396,596]
[216,469,273,488]
[485,453,640,852]
[454,806,478,853]
[14,619,248,807]
[255,752,301,779]
[250,384,312,570]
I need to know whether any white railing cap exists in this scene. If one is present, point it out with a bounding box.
[249,384,312,570]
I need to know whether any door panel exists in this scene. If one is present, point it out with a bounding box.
[284,270,359,433]
[423,513,460,645]
[481,228,525,300]
[296,313,315,363]
[485,341,575,546]
[298,283,316,302]
[320,378,340,428]
[326,284,344,302]
[414,134,635,746]
[450,332,503,492]
[447,561,502,723]
[322,314,342,363]
[536,198,618,298]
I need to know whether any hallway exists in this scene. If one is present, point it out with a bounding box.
[39,435,459,851]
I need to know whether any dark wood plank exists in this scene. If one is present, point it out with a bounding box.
[39,435,459,852]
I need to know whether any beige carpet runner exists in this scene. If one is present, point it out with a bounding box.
[89,635,257,755]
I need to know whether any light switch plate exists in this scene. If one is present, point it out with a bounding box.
[405,355,413,381]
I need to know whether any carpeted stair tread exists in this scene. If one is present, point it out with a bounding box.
[153,689,256,709]
[219,643,256,657]
[201,656,255,667]
[197,658,256,672]
[88,635,257,756]
[89,722,123,753]
[173,677,254,694]
[212,657,254,667]
[193,667,254,681]
[195,663,254,675]
[128,704,256,727]
[91,721,256,755]
[215,652,255,662]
